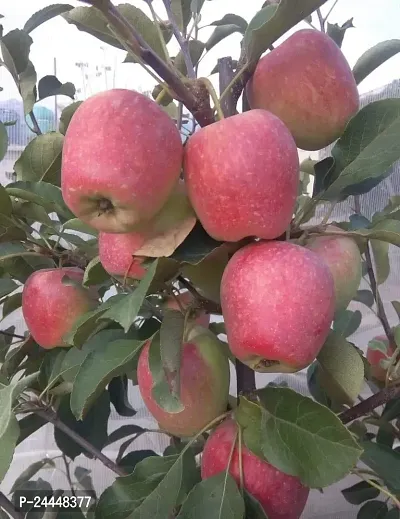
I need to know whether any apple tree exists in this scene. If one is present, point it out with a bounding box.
[1,1,400,518]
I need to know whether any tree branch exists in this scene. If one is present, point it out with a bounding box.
[36,409,127,477]
[0,492,24,519]
[218,57,237,117]
[29,112,42,136]
[339,385,400,424]
[316,8,325,31]
[162,0,196,79]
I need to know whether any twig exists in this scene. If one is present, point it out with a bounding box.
[0,330,26,340]
[146,1,173,68]
[316,8,325,31]
[162,0,196,79]
[0,492,24,519]
[36,409,127,477]
[200,78,225,121]
[324,0,340,22]
[62,453,76,497]
[29,112,42,136]
[218,57,237,117]
[339,385,400,424]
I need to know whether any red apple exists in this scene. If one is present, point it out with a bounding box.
[306,227,362,312]
[22,268,98,349]
[201,418,309,519]
[247,29,359,151]
[183,110,299,242]
[221,241,335,372]
[137,327,229,437]
[99,231,147,280]
[61,89,183,233]
[367,335,395,382]
[165,292,210,328]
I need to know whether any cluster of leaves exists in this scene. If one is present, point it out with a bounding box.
[1,1,400,519]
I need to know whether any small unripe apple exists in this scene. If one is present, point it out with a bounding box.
[367,335,395,382]
[137,327,229,437]
[165,292,210,328]
[22,268,98,349]
[221,241,335,372]
[184,109,299,242]
[247,29,359,150]
[306,226,362,312]
[99,231,147,280]
[61,89,183,233]
[201,418,309,519]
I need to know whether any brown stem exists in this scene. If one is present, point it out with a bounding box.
[62,453,76,496]
[0,330,26,340]
[36,409,127,477]
[339,385,400,424]
[0,492,24,519]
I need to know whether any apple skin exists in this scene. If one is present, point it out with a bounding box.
[137,327,229,437]
[201,418,309,519]
[61,89,183,233]
[22,268,98,349]
[306,226,362,312]
[221,241,335,373]
[367,335,395,382]
[165,292,210,328]
[247,29,359,151]
[98,231,147,280]
[183,109,299,242]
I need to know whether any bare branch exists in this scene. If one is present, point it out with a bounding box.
[324,0,340,23]
[316,8,325,31]
[339,385,400,424]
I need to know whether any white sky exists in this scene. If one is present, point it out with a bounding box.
[1,0,400,108]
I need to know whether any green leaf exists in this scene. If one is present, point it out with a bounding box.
[149,333,184,413]
[108,376,136,416]
[38,75,75,101]
[254,387,362,487]
[321,99,400,201]
[367,338,389,354]
[348,220,400,247]
[119,450,158,474]
[0,278,18,298]
[327,18,354,48]
[160,309,185,401]
[62,217,97,235]
[342,480,380,505]
[205,25,242,51]
[83,256,109,287]
[39,348,68,393]
[24,4,74,33]
[353,40,400,85]
[64,4,167,60]
[360,441,400,493]
[176,472,245,519]
[70,338,145,420]
[54,392,110,460]
[107,424,143,446]
[317,331,365,405]
[243,0,327,62]
[171,0,192,33]
[0,372,38,480]
[172,223,223,264]
[371,240,390,285]
[0,121,8,162]
[0,243,42,263]
[333,309,362,338]
[0,187,14,216]
[174,40,205,75]
[10,458,55,493]
[13,133,64,185]
[2,292,22,319]
[19,61,37,115]
[386,508,400,519]
[17,414,47,446]
[243,491,268,519]
[210,14,248,32]
[357,500,388,519]
[353,290,375,308]
[0,29,33,79]
[59,101,82,135]
[100,261,158,332]
[7,180,72,219]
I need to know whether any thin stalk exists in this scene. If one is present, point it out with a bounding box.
[352,469,400,508]
[200,78,225,121]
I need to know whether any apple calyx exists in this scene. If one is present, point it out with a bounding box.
[249,356,300,374]
[97,197,115,216]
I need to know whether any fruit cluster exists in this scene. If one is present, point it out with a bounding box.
[21,29,363,519]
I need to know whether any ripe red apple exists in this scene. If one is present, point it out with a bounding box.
[61,89,183,233]
[367,335,395,382]
[137,327,229,437]
[201,418,309,519]
[22,268,98,349]
[183,109,299,242]
[165,292,210,328]
[221,241,335,372]
[306,226,362,312]
[247,29,359,151]
[99,231,147,280]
